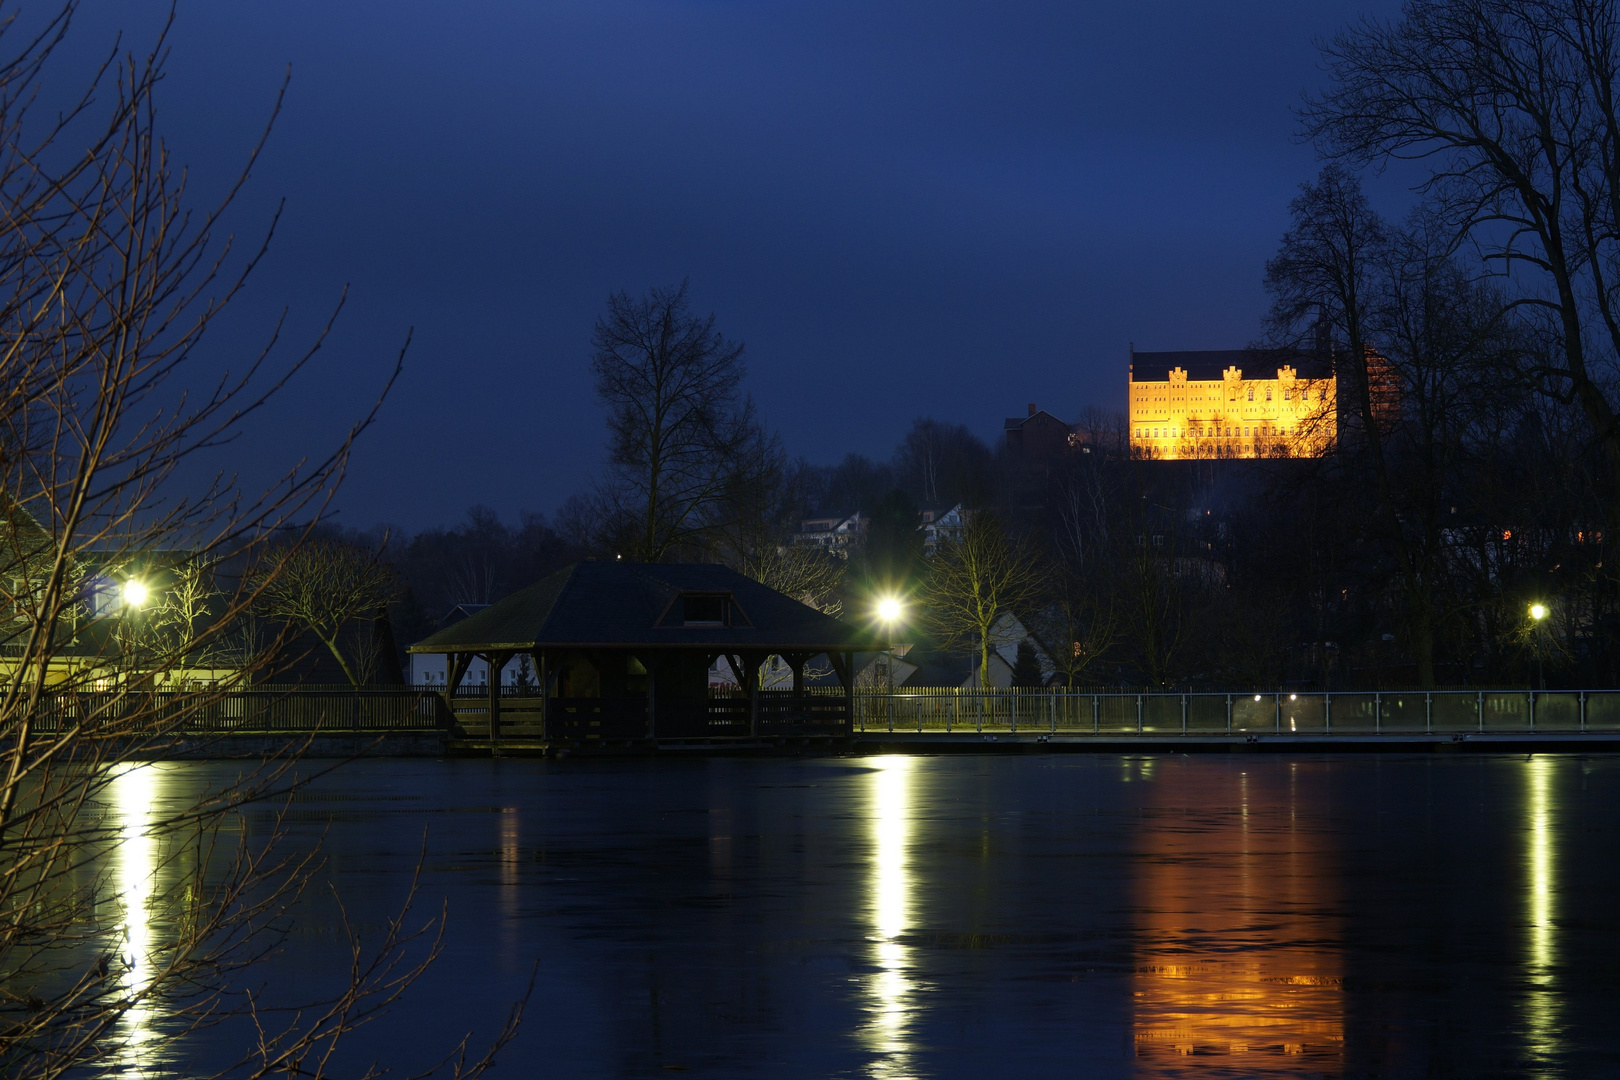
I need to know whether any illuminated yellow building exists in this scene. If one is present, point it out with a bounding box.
[1128,348,1337,460]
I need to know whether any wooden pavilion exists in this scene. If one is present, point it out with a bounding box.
[407,561,878,746]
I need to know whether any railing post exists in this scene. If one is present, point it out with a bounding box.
[1137,693,1143,734]
[1325,691,1332,733]
[1182,693,1188,735]
[1375,692,1381,734]
[1226,693,1232,734]
[1529,689,1536,732]
[1092,694,1099,735]
[1050,692,1057,734]
[1581,690,1587,732]
[1275,693,1281,734]
[1478,690,1484,733]
[1011,689,1018,734]
[977,689,984,733]
[1426,692,1432,733]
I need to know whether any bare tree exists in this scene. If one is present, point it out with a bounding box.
[0,13,521,1078]
[922,511,1045,686]
[252,540,401,686]
[590,282,770,561]
[1265,168,1439,678]
[740,543,847,615]
[893,418,991,508]
[1305,0,1620,577]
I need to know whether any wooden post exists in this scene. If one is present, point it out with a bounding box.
[532,651,548,742]
[645,654,656,742]
[442,652,475,734]
[486,652,511,755]
[747,652,760,738]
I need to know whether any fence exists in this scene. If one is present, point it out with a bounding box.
[852,687,1620,736]
[24,685,441,735]
[24,684,1620,742]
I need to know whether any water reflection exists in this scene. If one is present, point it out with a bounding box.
[108,762,162,1075]
[1523,756,1561,1074]
[863,755,919,1077]
[1132,761,1343,1073]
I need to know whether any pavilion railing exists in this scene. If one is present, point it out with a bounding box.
[851,687,1620,736]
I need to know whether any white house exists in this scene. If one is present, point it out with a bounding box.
[408,652,538,690]
[856,613,1055,689]
[919,504,967,556]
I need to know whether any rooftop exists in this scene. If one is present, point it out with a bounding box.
[1130,348,1333,382]
[409,561,878,654]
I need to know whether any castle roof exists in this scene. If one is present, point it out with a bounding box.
[1130,348,1333,382]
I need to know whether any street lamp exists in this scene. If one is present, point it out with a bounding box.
[1529,602,1548,690]
[122,579,149,609]
[876,596,903,731]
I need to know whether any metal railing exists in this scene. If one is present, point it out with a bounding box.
[25,685,442,735]
[31,684,1620,742]
[852,687,1620,736]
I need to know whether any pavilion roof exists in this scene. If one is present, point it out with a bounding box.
[407,561,878,654]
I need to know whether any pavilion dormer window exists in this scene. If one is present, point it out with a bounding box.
[681,594,729,626]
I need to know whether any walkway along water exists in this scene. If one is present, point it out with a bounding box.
[39,684,1620,755]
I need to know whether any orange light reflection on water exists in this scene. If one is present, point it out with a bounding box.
[1131,760,1344,1074]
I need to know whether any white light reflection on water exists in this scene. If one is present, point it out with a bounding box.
[107,761,162,1076]
[863,755,919,1078]
[1523,756,1561,1074]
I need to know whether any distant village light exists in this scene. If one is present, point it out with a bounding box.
[122,579,149,608]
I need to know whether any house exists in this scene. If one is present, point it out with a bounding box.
[918,504,967,556]
[1004,403,1077,461]
[791,511,867,557]
[854,613,1055,689]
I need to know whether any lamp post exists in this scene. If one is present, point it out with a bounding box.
[1529,602,1548,691]
[876,596,902,732]
[119,578,149,688]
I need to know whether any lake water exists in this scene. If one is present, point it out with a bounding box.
[96,752,1620,1078]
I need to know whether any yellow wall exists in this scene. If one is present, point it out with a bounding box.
[1128,364,1336,460]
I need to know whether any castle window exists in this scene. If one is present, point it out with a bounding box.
[1265,388,1273,401]
[1283,389,1292,401]
[1247,388,1254,401]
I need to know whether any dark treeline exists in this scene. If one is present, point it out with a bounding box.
[351,1,1620,691]
[364,193,1612,691]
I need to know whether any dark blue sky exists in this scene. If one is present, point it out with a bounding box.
[78,0,1403,530]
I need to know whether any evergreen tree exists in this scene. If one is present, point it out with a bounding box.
[1012,639,1044,688]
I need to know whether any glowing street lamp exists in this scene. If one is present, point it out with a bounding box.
[1528,602,1548,691]
[122,579,149,609]
[875,596,904,729]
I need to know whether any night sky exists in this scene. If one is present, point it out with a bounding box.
[74,0,1405,530]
